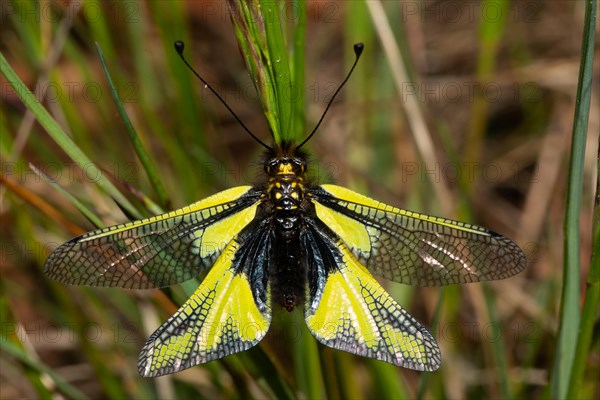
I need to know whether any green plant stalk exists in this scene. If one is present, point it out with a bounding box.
[95,43,170,208]
[293,306,325,399]
[290,0,306,140]
[368,359,408,399]
[417,289,445,400]
[25,369,52,400]
[0,52,141,219]
[126,4,160,109]
[551,0,596,398]
[84,0,117,68]
[6,0,41,66]
[138,4,203,202]
[319,347,340,399]
[565,5,599,396]
[260,0,293,141]
[238,349,295,399]
[482,283,510,398]
[462,0,510,191]
[332,352,360,399]
[228,1,279,143]
[29,164,104,228]
[227,0,299,143]
[567,249,599,399]
[457,2,513,387]
[150,1,204,152]
[345,0,373,182]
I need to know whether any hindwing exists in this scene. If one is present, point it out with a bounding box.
[311,184,526,287]
[44,186,261,289]
[138,219,272,377]
[302,220,441,371]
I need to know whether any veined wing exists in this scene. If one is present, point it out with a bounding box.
[311,184,526,287]
[44,186,262,289]
[302,219,441,371]
[138,219,272,377]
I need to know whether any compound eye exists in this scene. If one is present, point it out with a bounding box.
[292,158,306,173]
[265,159,278,174]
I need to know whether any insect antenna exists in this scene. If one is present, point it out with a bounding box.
[174,40,271,150]
[298,43,364,149]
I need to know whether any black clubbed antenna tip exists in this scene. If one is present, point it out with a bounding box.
[354,43,364,56]
[174,40,185,54]
[173,40,271,150]
[298,42,364,149]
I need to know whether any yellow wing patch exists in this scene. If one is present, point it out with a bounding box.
[306,270,379,347]
[313,202,371,254]
[305,240,441,371]
[138,239,270,377]
[194,203,258,258]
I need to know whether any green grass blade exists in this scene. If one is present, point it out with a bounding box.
[83,0,117,66]
[238,348,295,400]
[227,0,298,143]
[462,0,510,187]
[95,43,170,208]
[482,283,510,398]
[567,234,599,399]
[290,0,306,140]
[0,52,141,219]
[293,311,325,399]
[368,360,409,399]
[228,1,278,142]
[150,1,205,153]
[29,163,104,228]
[558,0,598,397]
[330,352,358,399]
[550,0,596,397]
[260,0,293,141]
[6,0,41,66]
[416,289,445,400]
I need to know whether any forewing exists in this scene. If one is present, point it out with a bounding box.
[138,220,272,377]
[311,184,526,287]
[303,222,441,371]
[44,186,261,288]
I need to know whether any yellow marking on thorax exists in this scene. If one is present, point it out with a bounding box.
[277,163,294,175]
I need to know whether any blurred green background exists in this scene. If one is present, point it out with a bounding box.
[1,1,598,399]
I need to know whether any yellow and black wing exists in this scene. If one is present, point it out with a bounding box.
[138,219,272,377]
[44,186,262,289]
[302,220,441,371]
[311,184,526,287]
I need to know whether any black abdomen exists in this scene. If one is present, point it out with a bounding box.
[272,213,305,311]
